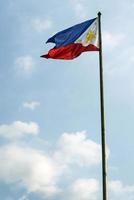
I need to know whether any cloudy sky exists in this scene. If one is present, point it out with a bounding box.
[1,0,134,199]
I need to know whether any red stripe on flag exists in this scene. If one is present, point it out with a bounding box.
[41,43,99,60]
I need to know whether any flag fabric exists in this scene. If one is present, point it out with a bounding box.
[41,18,99,60]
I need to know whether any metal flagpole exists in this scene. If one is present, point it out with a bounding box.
[98,12,108,200]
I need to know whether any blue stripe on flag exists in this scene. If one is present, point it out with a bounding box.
[46,18,96,48]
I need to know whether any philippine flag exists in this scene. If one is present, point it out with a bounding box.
[41,18,99,60]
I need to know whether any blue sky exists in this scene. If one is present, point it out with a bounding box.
[1,0,134,199]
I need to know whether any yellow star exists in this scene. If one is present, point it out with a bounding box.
[86,31,96,43]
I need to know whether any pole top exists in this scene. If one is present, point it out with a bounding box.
[98,12,102,16]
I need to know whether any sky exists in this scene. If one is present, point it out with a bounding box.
[1,0,134,199]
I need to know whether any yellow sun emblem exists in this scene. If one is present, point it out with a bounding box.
[86,31,96,43]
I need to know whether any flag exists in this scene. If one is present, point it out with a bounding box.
[41,18,99,60]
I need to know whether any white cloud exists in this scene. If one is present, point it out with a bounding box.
[23,101,40,110]
[15,56,35,73]
[54,131,101,166]
[68,178,99,200]
[3,131,132,200]
[18,195,29,200]
[32,18,52,32]
[0,121,39,139]
[70,0,87,19]
[0,130,102,198]
[0,145,61,197]
[109,180,134,199]
[103,31,125,49]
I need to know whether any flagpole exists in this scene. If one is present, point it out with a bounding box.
[98,12,108,200]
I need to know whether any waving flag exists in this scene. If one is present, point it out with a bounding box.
[41,18,99,60]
